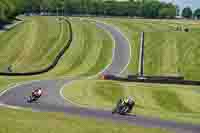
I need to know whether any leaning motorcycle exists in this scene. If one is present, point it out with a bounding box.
[112,100,133,115]
[26,95,40,103]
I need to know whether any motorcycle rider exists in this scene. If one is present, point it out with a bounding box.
[119,96,135,113]
[32,88,43,99]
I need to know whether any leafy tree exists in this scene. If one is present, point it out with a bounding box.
[194,8,200,19]
[182,7,193,18]
[159,7,176,18]
[0,0,179,24]
[143,1,161,18]
[127,2,140,16]
[175,5,180,16]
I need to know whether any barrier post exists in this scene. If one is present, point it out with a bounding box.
[138,32,145,77]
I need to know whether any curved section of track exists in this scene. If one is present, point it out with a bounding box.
[0,20,199,133]
[94,21,130,75]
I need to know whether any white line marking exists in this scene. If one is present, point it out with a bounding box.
[0,102,40,112]
[88,19,132,75]
[59,81,110,111]
[59,18,132,107]
[106,22,132,75]
[59,81,86,107]
[0,79,56,111]
[86,20,116,79]
[0,79,49,97]
[0,103,24,110]
[59,18,116,108]
[0,17,131,111]
[0,83,21,97]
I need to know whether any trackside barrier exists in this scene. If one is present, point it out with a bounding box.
[5,19,25,31]
[0,18,73,76]
[128,75,184,81]
[138,32,145,76]
[104,75,200,86]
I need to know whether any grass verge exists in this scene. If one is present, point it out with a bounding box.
[0,16,69,72]
[96,18,200,80]
[0,107,170,133]
[62,80,200,124]
[0,17,113,92]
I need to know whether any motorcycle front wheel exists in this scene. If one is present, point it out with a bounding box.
[27,96,33,103]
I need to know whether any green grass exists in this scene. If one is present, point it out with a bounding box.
[0,16,69,72]
[95,18,182,74]
[0,107,170,133]
[144,30,200,79]
[46,18,113,77]
[152,88,192,113]
[144,31,180,76]
[0,17,114,92]
[63,80,200,124]
[96,18,200,80]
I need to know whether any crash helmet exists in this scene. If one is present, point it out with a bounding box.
[127,96,134,104]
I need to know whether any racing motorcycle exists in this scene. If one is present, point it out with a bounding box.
[27,95,40,103]
[112,99,135,115]
[26,88,43,103]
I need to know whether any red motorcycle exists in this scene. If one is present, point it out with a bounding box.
[27,88,43,103]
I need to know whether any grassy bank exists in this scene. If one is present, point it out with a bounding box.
[62,80,200,124]
[144,30,200,79]
[95,18,179,74]
[47,18,113,77]
[97,18,200,80]
[0,17,113,92]
[0,16,69,72]
[0,107,170,133]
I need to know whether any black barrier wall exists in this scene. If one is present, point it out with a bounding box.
[105,75,200,86]
[0,18,73,76]
[128,75,184,80]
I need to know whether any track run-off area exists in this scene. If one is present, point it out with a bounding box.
[0,17,200,133]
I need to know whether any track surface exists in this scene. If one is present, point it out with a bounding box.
[0,20,200,133]
[95,21,130,75]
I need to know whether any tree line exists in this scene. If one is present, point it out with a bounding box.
[182,7,200,19]
[0,0,200,24]
[25,0,178,18]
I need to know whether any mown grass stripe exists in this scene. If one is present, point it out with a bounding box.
[152,89,192,113]
[62,80,200,124]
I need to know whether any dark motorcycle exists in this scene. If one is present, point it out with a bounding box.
[27,95,40,103]
[112,99,135,115]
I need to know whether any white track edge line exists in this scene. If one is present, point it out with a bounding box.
[86,19,116,79]
[59,18,131,107]
[59,81,111,111]
[89,19,132,75]
[0,17,129,111]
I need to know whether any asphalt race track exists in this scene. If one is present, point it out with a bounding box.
[95,21,130,75]
[0,20,200,133]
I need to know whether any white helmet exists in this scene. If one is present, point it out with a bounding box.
[128,96,133,103]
